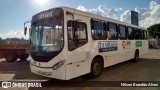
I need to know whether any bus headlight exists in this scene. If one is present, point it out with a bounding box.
[52,60,66,70]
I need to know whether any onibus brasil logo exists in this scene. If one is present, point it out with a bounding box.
[2,82,11,88]
[2,81,42,88]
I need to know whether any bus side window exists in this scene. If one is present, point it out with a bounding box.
[119,25,127,40]
[108,22,118,40]
[91,19,106,40]
[135,28,139,40]
[127,27,134,40]
[67,21,88,51]
[139,29,143,40]
[135,29,143,40]
[142,30,145,40]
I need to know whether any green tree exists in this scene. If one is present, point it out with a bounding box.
[148,23,160,38]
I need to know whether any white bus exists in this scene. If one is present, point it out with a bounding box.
[28,7,148,80]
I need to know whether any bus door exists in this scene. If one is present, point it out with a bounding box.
[66,13,90,78]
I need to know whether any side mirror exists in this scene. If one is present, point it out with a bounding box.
[24,20,31,36]
[24,27,27,35]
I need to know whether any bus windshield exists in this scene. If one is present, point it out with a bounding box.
[30,18,63,53]
[30,8,64,62]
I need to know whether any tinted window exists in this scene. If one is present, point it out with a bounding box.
[127,27,134,40]
[138,29,143,39]
[108,22,117,40]
[68,21,88,51]
[119,25,126,40]
[91,19,106,40]
[135,28,139,40]
[135,28,143,40]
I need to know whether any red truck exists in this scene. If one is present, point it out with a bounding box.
[0,43,29,62]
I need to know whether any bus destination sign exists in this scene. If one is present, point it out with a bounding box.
[32,8,62,21]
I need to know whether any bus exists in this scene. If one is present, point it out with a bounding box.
[28,7,148,80]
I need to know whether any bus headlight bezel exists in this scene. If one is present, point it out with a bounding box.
[52,60,66,70]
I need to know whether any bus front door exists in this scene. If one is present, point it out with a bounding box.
[66,13,90,79]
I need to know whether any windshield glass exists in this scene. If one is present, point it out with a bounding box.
[30,10,63,53]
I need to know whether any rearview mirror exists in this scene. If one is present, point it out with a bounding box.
[24,20,31,36]
[24,27,27,35]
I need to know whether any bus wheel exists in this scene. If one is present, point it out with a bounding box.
[132,50,139,62]
[90,58,103,78]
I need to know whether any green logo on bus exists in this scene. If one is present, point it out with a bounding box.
[136,41,142,47]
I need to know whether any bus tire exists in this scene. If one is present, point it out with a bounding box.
[6,53,18,62]
[132,50,139,62]
[90,58,103,78]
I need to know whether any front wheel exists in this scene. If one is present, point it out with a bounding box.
[90,58,103,78]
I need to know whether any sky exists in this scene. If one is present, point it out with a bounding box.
[0,0,160,39]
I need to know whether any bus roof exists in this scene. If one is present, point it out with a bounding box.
[33,6,147,30]
[62,6,147,30]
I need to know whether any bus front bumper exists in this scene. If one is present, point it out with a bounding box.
[30,63,66,80]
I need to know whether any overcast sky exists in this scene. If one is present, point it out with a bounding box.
[0,0,160,39]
